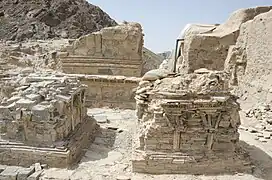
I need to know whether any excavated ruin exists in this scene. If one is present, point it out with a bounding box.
[0,2,271,179]
[0,72,98,168]
[132,69,252,174]
[58,22,144,77]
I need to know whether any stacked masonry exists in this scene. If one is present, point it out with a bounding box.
[0,164,44,180]
[132,69,252,174]
[58,22,144,77]
[0,72,98,168]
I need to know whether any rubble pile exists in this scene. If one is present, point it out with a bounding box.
[0,163,45,180]
[132,69,251,174]
[244,104,272,142]
[0,72,86,146]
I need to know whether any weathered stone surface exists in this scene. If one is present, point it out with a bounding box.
[178,6,272,74]
[132,70,251,174]
[0,72,98,168]
[27,170,43,180]
[141,69,175,81]
[0,165,7,173]
[77,74,140,109]
[0,166,19,180]
[59,22,144,77]
[226,9,272,111]
[17,166,35,180]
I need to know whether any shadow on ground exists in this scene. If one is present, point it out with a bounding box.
[80,126,117,162]
[239,140,272,180]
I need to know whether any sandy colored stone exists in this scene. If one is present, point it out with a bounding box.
[59,22,144,77]
[178,6,272,73]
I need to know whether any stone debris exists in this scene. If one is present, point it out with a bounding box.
[244,104,272,142]
[93,114,108,124]
[34,163,42,172]
[0,165,41,180]
[0,165,7,173]
[27,170,43,180]
[141,69,175,81]
[132,70,252,174]
[17,166,35,180]
[0,166,20,180]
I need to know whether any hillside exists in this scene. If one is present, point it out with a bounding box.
[0,0,117,41]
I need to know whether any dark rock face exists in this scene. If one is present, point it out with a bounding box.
[0,0,117,41]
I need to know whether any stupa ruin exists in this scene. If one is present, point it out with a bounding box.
[0,72,98,168]
[54,22,147,109]
[131,17,257,174]
[58,22,144,77]
[132,69,252,174]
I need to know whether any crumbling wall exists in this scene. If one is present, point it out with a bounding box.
[0,73,98,167]
[59,22,144,77]
[132,70,251,174]
[75,75,140,109]
[225,9,272,110]
[181,6,272,73]
[0,74,87,146]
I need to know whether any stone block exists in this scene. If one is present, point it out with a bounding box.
[93,114,108,123]
[34,163,42,172]
[17,167,35,180]
[0,166,19,180]
[31,104,50,122]
[26,94,42,102]
[0,165,7,173]
[7,96,21,104]
[15,98,36,109]
[27,170,43,180]
[56,94,71,102]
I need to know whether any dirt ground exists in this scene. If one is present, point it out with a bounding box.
[39,108,272,180]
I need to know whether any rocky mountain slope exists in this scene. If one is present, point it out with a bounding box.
[157,51,171,60]
[0,0,117,41]
[142,48,164,74]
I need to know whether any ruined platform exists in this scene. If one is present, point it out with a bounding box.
[58,22,144,77]
[0,73,98,168]
[132,69,252,174]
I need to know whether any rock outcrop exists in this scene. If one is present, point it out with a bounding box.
[0,0,117,41]
[142,48,164,75]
